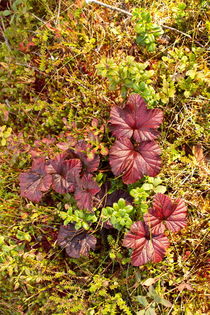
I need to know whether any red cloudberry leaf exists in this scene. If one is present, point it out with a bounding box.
[109,138,161,184]
[110,94,163,142]
[57,224,96,258]
[19,157,52,202]
[47,153,82,194]
[123,221,170,266]
[74,174,100,211]
[144,193,187,233]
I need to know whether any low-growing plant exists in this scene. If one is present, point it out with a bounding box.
[136,285,172,314]
[132,8,164,52]
[0,125,12,146]
[58,205,97,230]
[101,198,134,230]
[141,176,167,194]
[123,192,187,266]
[19,93,187,266]
[129,187,149,216]
[1,0,209,313]
[96,56,157,102]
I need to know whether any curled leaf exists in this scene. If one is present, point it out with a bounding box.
[47,153,82,194]
[74,140,100,173]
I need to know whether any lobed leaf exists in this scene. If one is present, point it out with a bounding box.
[74,174,100,211]
[19,157,52,202]
[109,138,161,184]
[57,224,96,258]
[123,221,170,266]
[47,153,82,194]
[110,94,163,142]
[144,193,187,233]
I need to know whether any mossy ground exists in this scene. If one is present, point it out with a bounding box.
[0,0,209,314]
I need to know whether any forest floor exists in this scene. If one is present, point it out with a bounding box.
[0,0,209,314]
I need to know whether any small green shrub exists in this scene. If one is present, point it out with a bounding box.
[132,8,163,52]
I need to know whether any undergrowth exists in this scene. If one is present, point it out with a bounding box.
[0,0,209,314]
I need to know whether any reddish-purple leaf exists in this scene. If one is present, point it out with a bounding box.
[73,140,100,173]
[57,224,97,258]
[47,153,82,194]
[123,221,170,266]
[109,138,161,184]
[144,193,187,233]
[110,94,163,142]
[19,157,52,202]
[74,174,100,211]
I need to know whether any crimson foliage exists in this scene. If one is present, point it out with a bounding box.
[123,221,170,266]
[19,157,52,202]
[74,174,100,211]
[144,193,187,233]
[19,141,100,211]
[110,94,163,142]
[123,194,187,266]
[57,224,97,258]
[46,153,82,194]
[73,140,100,173]
[19,94,187,265]
[109,94,163,184]
[109,138,161,184]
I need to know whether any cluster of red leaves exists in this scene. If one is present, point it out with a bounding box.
[123,193,187,266]
[109,94,163,184]
[19,141,100,211]
[19,94,187,262]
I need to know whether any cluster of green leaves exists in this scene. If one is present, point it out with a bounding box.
[129,187,149,216]
[96,56,157,103]
[132,8,163,52]
[141,177,167,194]
[158,47,209,102]
[58,205,97,230]
[0,125,12,146]
[102,198,134,230]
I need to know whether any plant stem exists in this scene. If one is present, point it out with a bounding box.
[85,0,132,16]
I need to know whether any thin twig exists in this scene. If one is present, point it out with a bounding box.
[0,17,11,50]
[85,0,132,16]
[56,0,61,25]
[161,24,191,38]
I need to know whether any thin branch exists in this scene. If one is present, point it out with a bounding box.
[85,0,132,16]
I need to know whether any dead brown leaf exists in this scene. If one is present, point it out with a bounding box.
[192,144,209,176]
[177,282,193,292]
[142,277,158,286]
